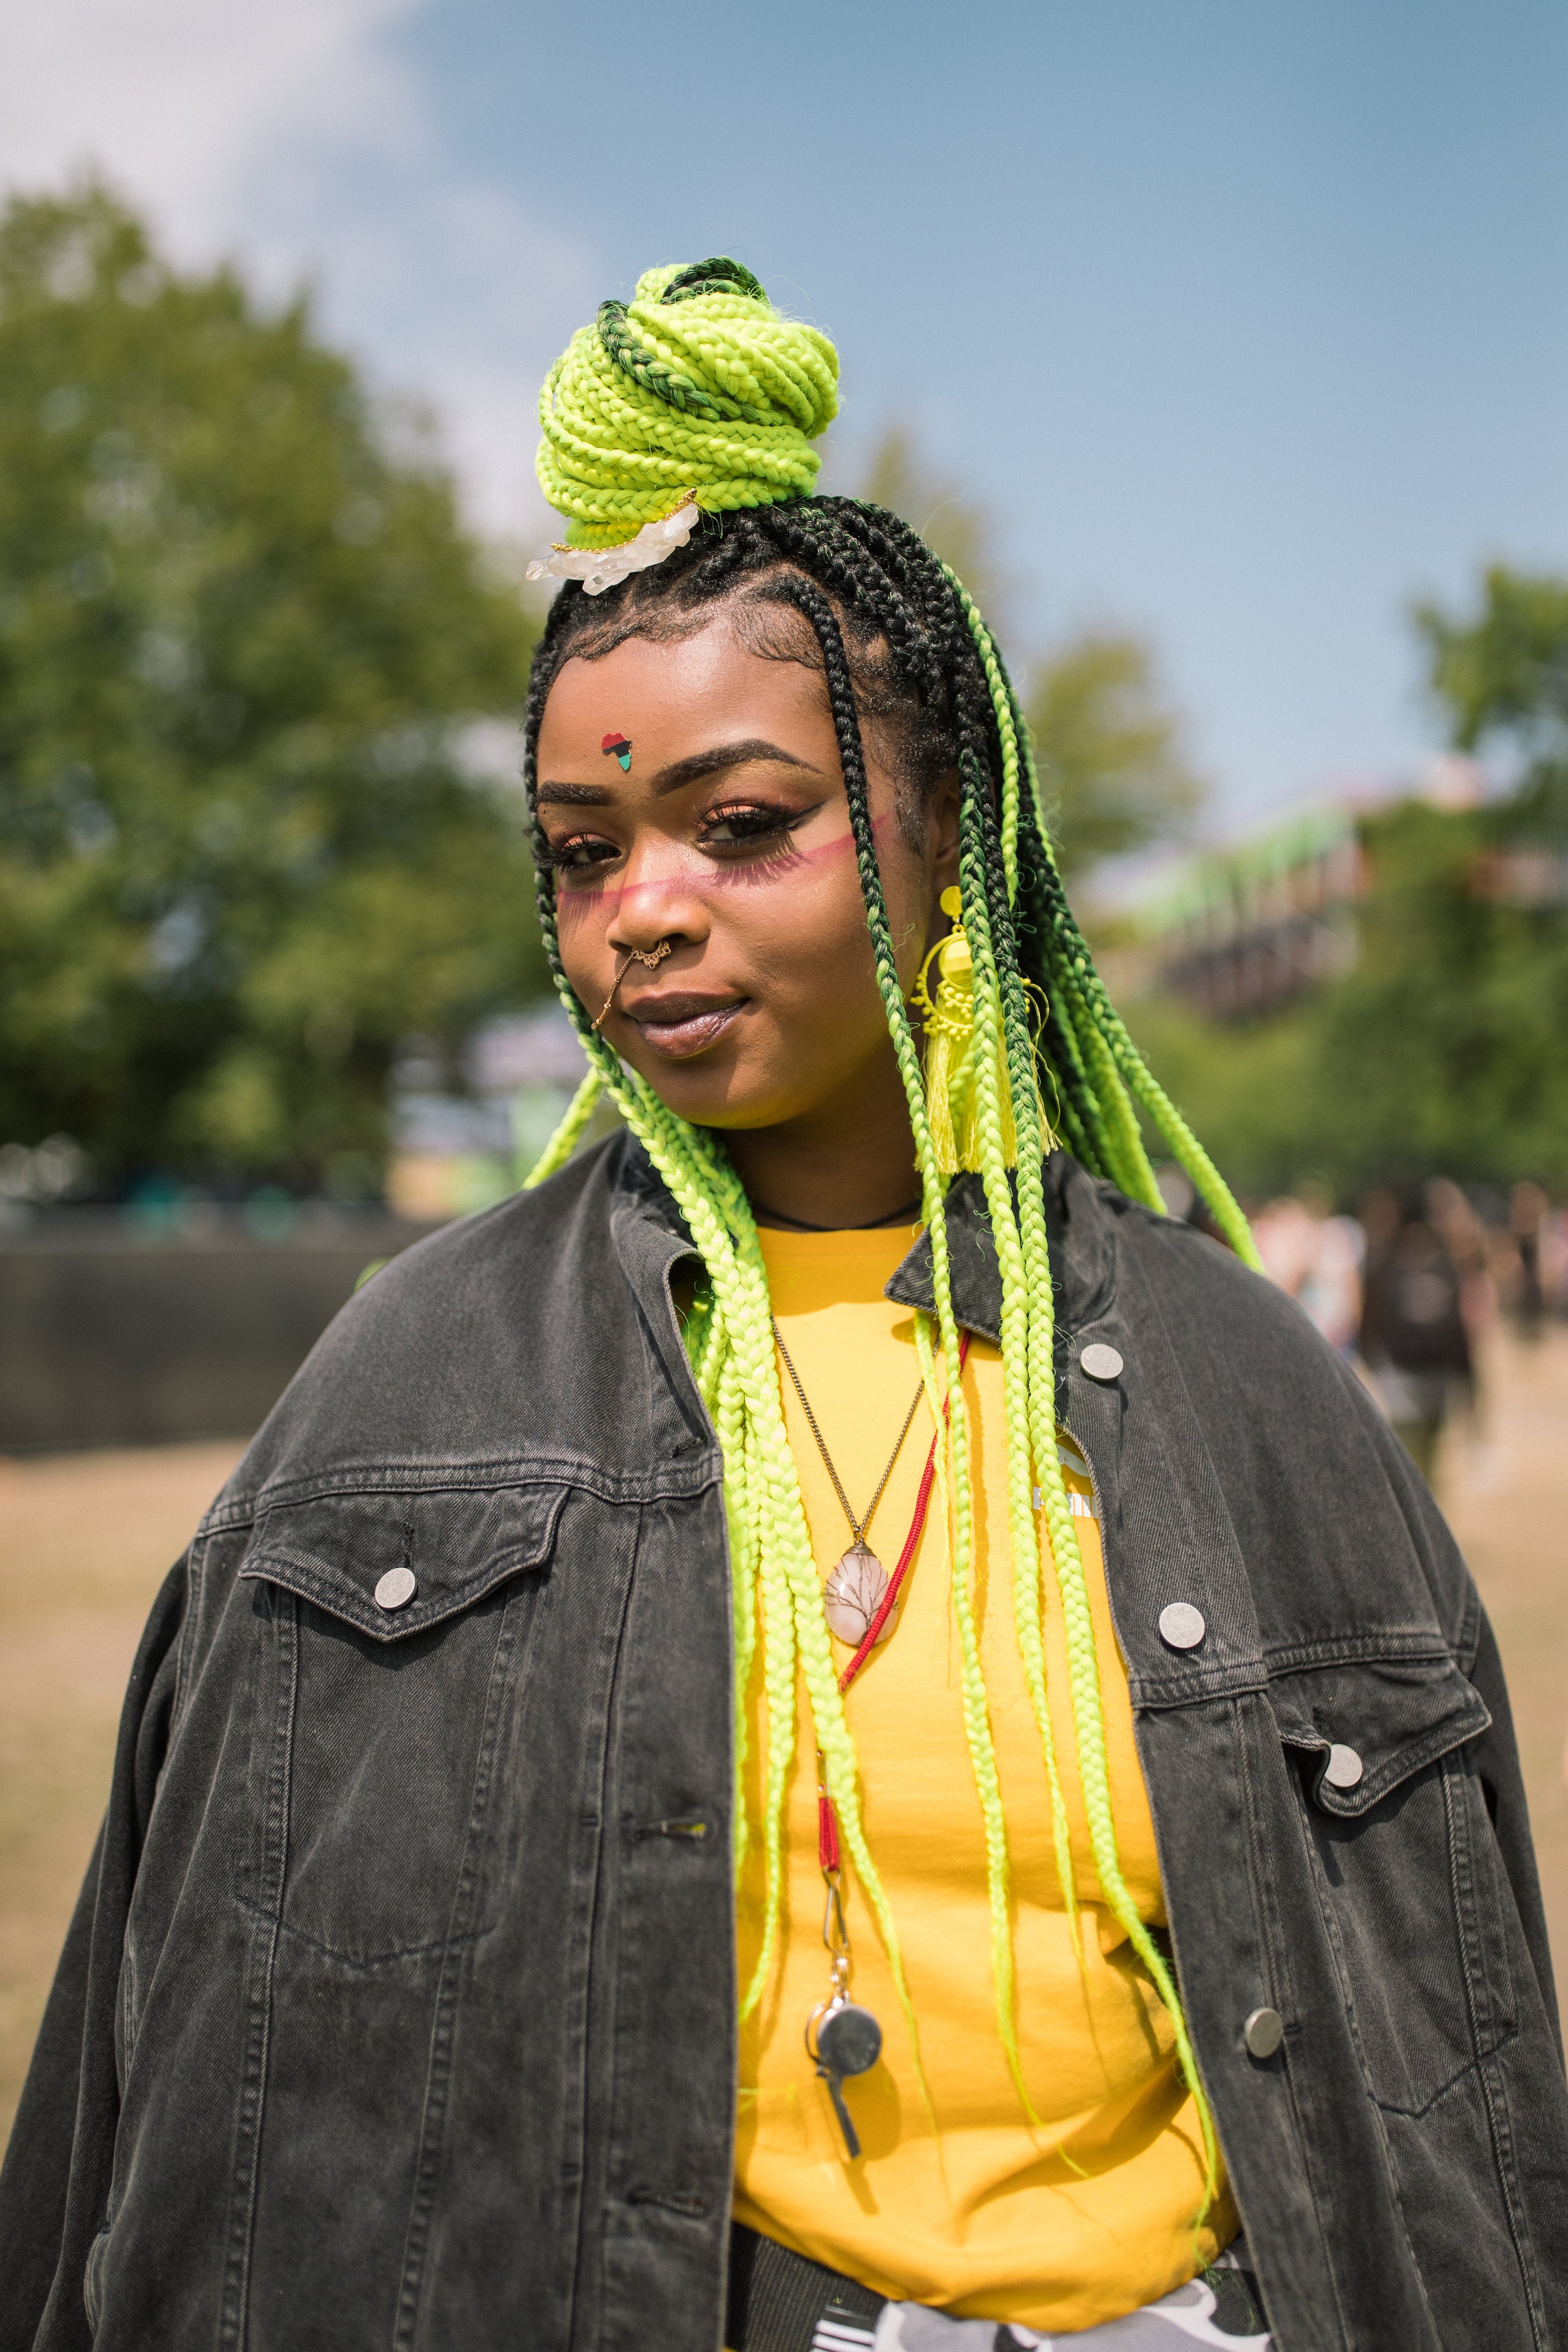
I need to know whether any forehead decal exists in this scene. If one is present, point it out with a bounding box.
[601,732,632,772]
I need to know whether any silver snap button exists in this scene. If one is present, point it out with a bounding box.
[1244,2006,1284,2059]
[1158,1602,1206,1650]
[1323,1743,1364,1789]
[374,1567,417,1611]
[1079,1343,1124,1382]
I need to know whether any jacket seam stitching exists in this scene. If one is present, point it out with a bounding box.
[391,1592,519,2346]
[201,1457,722,1530]
[1261,1634,1455,1671]
[1445,1761,1548,2345]
[231,1894,489,1968]
[238,1545,557,1644]
[217,1584,295,2350]
[1369,2023,1520,2118]
[1234,1691,1354,2349]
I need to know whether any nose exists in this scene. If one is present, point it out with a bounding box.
[608,832,712,959]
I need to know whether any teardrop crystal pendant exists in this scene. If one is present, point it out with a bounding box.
[823,1543,892,1646]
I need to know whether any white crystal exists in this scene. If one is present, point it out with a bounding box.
[525,500,700,597]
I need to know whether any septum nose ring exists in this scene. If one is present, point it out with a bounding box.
[591,938,672,1032]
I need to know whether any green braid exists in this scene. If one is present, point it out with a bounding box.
[521,1069,600,1188]
[951,785,1079,1968]
[523,304,1260,2221]
[955,647,1219,2204]
[776,572,1030,2104]
[536,261,838,549]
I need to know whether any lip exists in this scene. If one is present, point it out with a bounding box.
[621,990,747,1058]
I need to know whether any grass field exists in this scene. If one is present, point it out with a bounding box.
[3,1337,1565,2148]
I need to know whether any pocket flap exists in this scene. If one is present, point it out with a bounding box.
[1267,1653,1491,1817]
[238,1481,568,1642]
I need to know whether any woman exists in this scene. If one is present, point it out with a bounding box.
[3,260,1563,2352]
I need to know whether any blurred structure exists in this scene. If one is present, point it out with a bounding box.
[385,1007,589,1220]
[1137,804,1365,1020]
[0,1203,436,1452]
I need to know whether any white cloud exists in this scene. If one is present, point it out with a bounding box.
[0,0,421,238]
[0,0,598,538]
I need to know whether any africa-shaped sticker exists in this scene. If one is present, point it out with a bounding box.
[601,732,632,772]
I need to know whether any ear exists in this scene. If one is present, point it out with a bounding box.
[928,766,962,900]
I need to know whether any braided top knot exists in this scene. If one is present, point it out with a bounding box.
[536,258,840,549]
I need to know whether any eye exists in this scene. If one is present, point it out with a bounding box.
[538,831,619,873]
[697,800,804,849]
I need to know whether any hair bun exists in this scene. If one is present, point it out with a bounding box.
[535,258,840,549]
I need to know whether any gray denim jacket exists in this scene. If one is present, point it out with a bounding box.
[3,1140,1565,2352]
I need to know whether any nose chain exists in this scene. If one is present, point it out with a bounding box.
[591,938,672,1032]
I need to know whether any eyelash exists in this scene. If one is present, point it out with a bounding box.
[537,800,806,873]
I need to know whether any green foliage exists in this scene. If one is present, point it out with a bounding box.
[1021,632,1202,881]
[1128,783,1568,1202]
[1415,566,1568,759]
[852,425,1201,879]
[0,186,544,1185]
[855,423,1008,617]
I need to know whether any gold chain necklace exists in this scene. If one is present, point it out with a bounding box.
[771,1318,925,1646]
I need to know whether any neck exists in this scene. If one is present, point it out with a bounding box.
[722,1053,923,1234]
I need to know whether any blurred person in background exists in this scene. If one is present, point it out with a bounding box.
[1506,1180,1550,1343]
[1358,1188,1474,1481]
[1250,1174,1362,1358]
[1425,1179,1499,1359]
[5,260,1565,2352]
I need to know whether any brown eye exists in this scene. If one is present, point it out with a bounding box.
[540,833,618,872]
[698,802,798,847]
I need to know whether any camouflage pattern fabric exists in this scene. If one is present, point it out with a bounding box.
[816,2244,1269,2352]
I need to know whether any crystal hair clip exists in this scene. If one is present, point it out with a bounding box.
[525,497,700,598]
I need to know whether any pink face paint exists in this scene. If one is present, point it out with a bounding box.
[600,732,632,772]
[551,811,897,923]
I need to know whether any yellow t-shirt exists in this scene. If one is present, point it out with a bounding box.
[732,1224,1236,2334]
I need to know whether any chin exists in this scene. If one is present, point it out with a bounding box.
[627,1062,796,1135]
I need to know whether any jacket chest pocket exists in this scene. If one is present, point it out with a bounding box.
[236,1480,566,1965]
[1271,1653,1513,2117]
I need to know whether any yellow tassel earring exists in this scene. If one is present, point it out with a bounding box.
[909,887,982,1174]
[911,887,1041,1174]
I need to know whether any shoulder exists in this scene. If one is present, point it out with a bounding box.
[1092,1177,1477,1656]
[1092,1171,1344,1380]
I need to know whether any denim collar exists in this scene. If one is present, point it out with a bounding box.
[608,1141,1114,1361]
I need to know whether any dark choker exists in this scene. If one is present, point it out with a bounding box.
[749,1196,924,1234]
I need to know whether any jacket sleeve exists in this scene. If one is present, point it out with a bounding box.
[0,1559,187,2352]
[1466,1600,1564,2069]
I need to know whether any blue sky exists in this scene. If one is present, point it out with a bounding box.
[6,1,1566,831]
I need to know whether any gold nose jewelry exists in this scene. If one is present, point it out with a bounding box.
[591,938,672,1032]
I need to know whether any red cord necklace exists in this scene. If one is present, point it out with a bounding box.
[793,1330,972,2159]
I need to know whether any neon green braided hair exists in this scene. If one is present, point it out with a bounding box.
[536,256,838,548]
[521,260,1262,2210]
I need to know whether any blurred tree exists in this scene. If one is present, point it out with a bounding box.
[1128,567,1568,1199]
[1021,633,1203,882]
[852,424,1202,881]
[1416,566,1568,763]
[0,186,544,1190]
[1129,800,1568,1199]
[857,423,1008,617]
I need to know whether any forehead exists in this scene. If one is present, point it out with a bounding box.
[537,615,834,762]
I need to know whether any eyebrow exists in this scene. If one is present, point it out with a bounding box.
[536,738,822,808]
